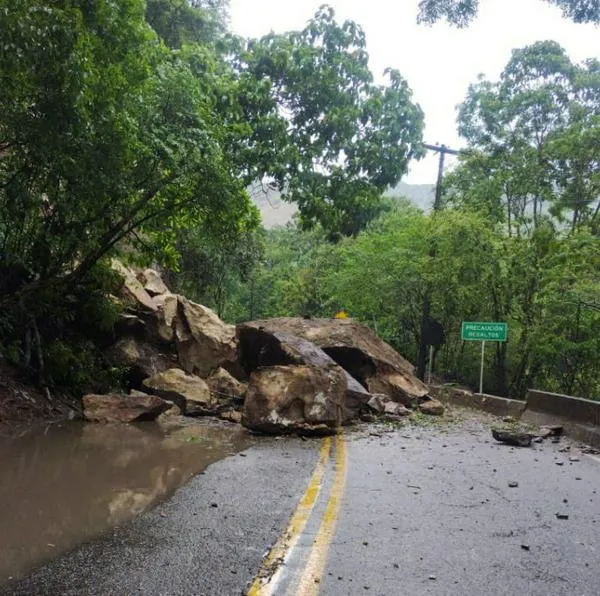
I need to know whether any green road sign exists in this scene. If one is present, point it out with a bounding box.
[461,321,507,342]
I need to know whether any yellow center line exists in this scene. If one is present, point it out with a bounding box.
[295,432,347,596]
[247,436,332,596]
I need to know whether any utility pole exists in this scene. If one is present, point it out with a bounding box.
[424,144,459,210]
[416,143,459,381]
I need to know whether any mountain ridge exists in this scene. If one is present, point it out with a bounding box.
[250,181,436,228]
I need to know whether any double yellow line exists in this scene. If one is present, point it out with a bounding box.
[247,433,347,596]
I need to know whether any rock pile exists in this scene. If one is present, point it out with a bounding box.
[82,263,444,433]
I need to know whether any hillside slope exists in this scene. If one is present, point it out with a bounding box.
[250,181,436,228]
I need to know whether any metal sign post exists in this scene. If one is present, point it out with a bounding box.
[479,341,485,394]
[427,345,434,385]
[461,322,508,395]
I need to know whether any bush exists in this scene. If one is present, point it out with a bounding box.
[44,339,127,396]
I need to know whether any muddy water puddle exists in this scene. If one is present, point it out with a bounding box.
[0,419,253,583]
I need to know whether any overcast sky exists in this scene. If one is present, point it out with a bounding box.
[229,0,600,185]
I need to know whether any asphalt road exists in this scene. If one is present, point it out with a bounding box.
[3,410,600,596]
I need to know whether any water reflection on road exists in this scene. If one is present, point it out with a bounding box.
[0,419,253,582]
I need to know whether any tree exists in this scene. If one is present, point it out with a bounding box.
[441,41,600,398]
[417,0,600,26]
[237,6,424,236]
[447,41,600,235]
[145,0,229,49]
[0,0,252,306]
[234,224,335,322]
[149,5,425,239]
[171,210,263,319]
[0,0,256,386]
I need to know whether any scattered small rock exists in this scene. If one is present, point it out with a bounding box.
[555,461,564,466]
[418,399,445,416]
[569,456,580,462]
[210,502,218,508]
[540,425,563,437]
[361,414,377,423]
[428,575,437,581]
[555,513,569,520]
[508,481,519,488]
[492,428,533,447]
[521,544,530,551]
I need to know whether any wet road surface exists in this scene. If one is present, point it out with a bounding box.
[3,410,600,595]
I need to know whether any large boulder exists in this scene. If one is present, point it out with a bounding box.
[142,368,233,416]
[110,263,239,379]
[111,259,158,314]
[107,337,176,387]
[83,393,172,423]
[175,297,238,377]
[237,325,373,422]
[151,293,179,344]
[241,318,429,405]
[129,389,182,418]
[137,268,170,297]
[367,373,429,407]
[206,367,247,405]
[111,261,178,343]
[367,394,411,419]
[242,365,346,435]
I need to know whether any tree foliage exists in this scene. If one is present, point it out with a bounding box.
[170,209,263,319]
[417,0,600,26]
[447,41,600,235]
[235,5,424,236]
[0,0,249,306]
